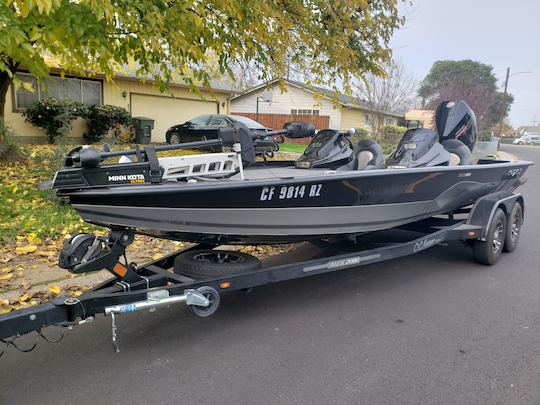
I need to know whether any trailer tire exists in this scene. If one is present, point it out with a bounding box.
[174,249,261,278]
[473,208,506,265]
[503,201,523,253]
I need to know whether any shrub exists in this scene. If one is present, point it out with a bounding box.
[349,127,371,145]
[0,119,18,157]
[380,125,407,135]
[83,105,132,143]
[23,98,87,144]
[479,130,493,141]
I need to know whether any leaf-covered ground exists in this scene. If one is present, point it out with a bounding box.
[0,145,297,314]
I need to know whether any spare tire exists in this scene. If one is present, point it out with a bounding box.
[174,249,262,278]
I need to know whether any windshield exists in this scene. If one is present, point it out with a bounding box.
[228,115,266,129]
[304,131,336,156]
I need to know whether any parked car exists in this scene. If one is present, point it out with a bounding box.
[165,114,279,154]
[526,135,540,145]
[513,135,528,145]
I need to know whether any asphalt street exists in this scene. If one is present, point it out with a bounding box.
[1,144,539,405]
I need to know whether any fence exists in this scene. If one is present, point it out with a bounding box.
[231,112,330,144]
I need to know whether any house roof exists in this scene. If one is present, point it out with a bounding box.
[36,55,235,94]
[231,78,405,118]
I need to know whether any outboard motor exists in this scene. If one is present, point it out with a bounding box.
[295,129,354,169]
[385,128,450,168]
[435,100,477,151]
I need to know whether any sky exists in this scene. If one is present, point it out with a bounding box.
[390,0,540,127]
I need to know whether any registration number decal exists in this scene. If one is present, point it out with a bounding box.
[260,184,322,201]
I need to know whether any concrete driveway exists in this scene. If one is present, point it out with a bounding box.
[1,144,539,405]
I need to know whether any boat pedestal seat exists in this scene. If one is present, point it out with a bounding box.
[340,139,385,171]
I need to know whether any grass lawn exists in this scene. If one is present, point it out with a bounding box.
[0,145,99,244]
[278,142,307,154]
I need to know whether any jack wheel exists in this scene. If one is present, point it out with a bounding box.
[191,286,220,318]
[473,208,506,265]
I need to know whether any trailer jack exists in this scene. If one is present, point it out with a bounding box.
[104,287,219,352]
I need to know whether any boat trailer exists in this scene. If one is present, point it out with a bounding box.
[0,191,525,356]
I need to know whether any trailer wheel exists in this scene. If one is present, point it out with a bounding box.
[191,286,220,318]
[174,249,261,278]
[503,201,523,253]
[473,208,506,265]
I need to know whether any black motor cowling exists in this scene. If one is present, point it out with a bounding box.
[435,100,477,151]
[295,129,353,169]
[385,128,450,168]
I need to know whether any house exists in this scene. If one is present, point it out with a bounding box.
[230,78,404,132]
[4,69,234,143]
[516,126,540,136]
[404,110,434,129]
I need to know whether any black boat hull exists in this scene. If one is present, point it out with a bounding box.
[63,160,532,244]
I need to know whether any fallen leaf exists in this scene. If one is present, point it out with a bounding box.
[0,273,13,281]
[0,298,9,305]
[48,284,61,294]
[19,293,30,302]
[1,267,11,273]
[15,245,37,255]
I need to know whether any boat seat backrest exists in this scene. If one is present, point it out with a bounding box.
[354,139,384,170]
[441,139,472,165]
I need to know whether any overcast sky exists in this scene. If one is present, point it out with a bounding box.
[390,0,539,127]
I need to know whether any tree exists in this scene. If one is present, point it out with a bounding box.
[0,0,403,125]
[418,60,512,130]
[353,59,418,137]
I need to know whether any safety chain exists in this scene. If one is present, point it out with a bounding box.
[0,327,65,358]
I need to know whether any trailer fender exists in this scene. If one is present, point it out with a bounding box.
[467,192,523,241]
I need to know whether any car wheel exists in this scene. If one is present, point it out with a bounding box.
[168,132,181,144]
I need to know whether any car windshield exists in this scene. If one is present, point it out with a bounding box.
[228,115,266,129]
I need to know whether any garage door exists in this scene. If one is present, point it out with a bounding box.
[131,94,218,142]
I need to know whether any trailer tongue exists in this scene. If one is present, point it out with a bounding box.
[0,190,526,356]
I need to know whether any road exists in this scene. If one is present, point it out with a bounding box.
[1,145,539,405]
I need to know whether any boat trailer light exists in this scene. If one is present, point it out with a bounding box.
[112,263,128,277]
[467,231,477,237]
[220,282,231,289]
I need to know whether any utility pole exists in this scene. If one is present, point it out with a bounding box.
[497,67,510,136]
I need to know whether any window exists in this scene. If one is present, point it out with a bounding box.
[385,117,395,126]
[291,109,319,116]
[208,116,229,127]
[188,115,211,126]
[14,73,102,110]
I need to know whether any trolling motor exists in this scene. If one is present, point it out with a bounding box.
[59,229,140,283]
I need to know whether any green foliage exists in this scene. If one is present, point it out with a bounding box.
[379,125,407,135]
[354,128,371,138]
[0,119,18,157]
[23,98,87,144]
[418,60,497,101]
[1,0,402,110]
[349,128,371,146]
[83,105,131,143]
[479,130,493,142]
[418,60,511,130]
[278,142,307,154]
